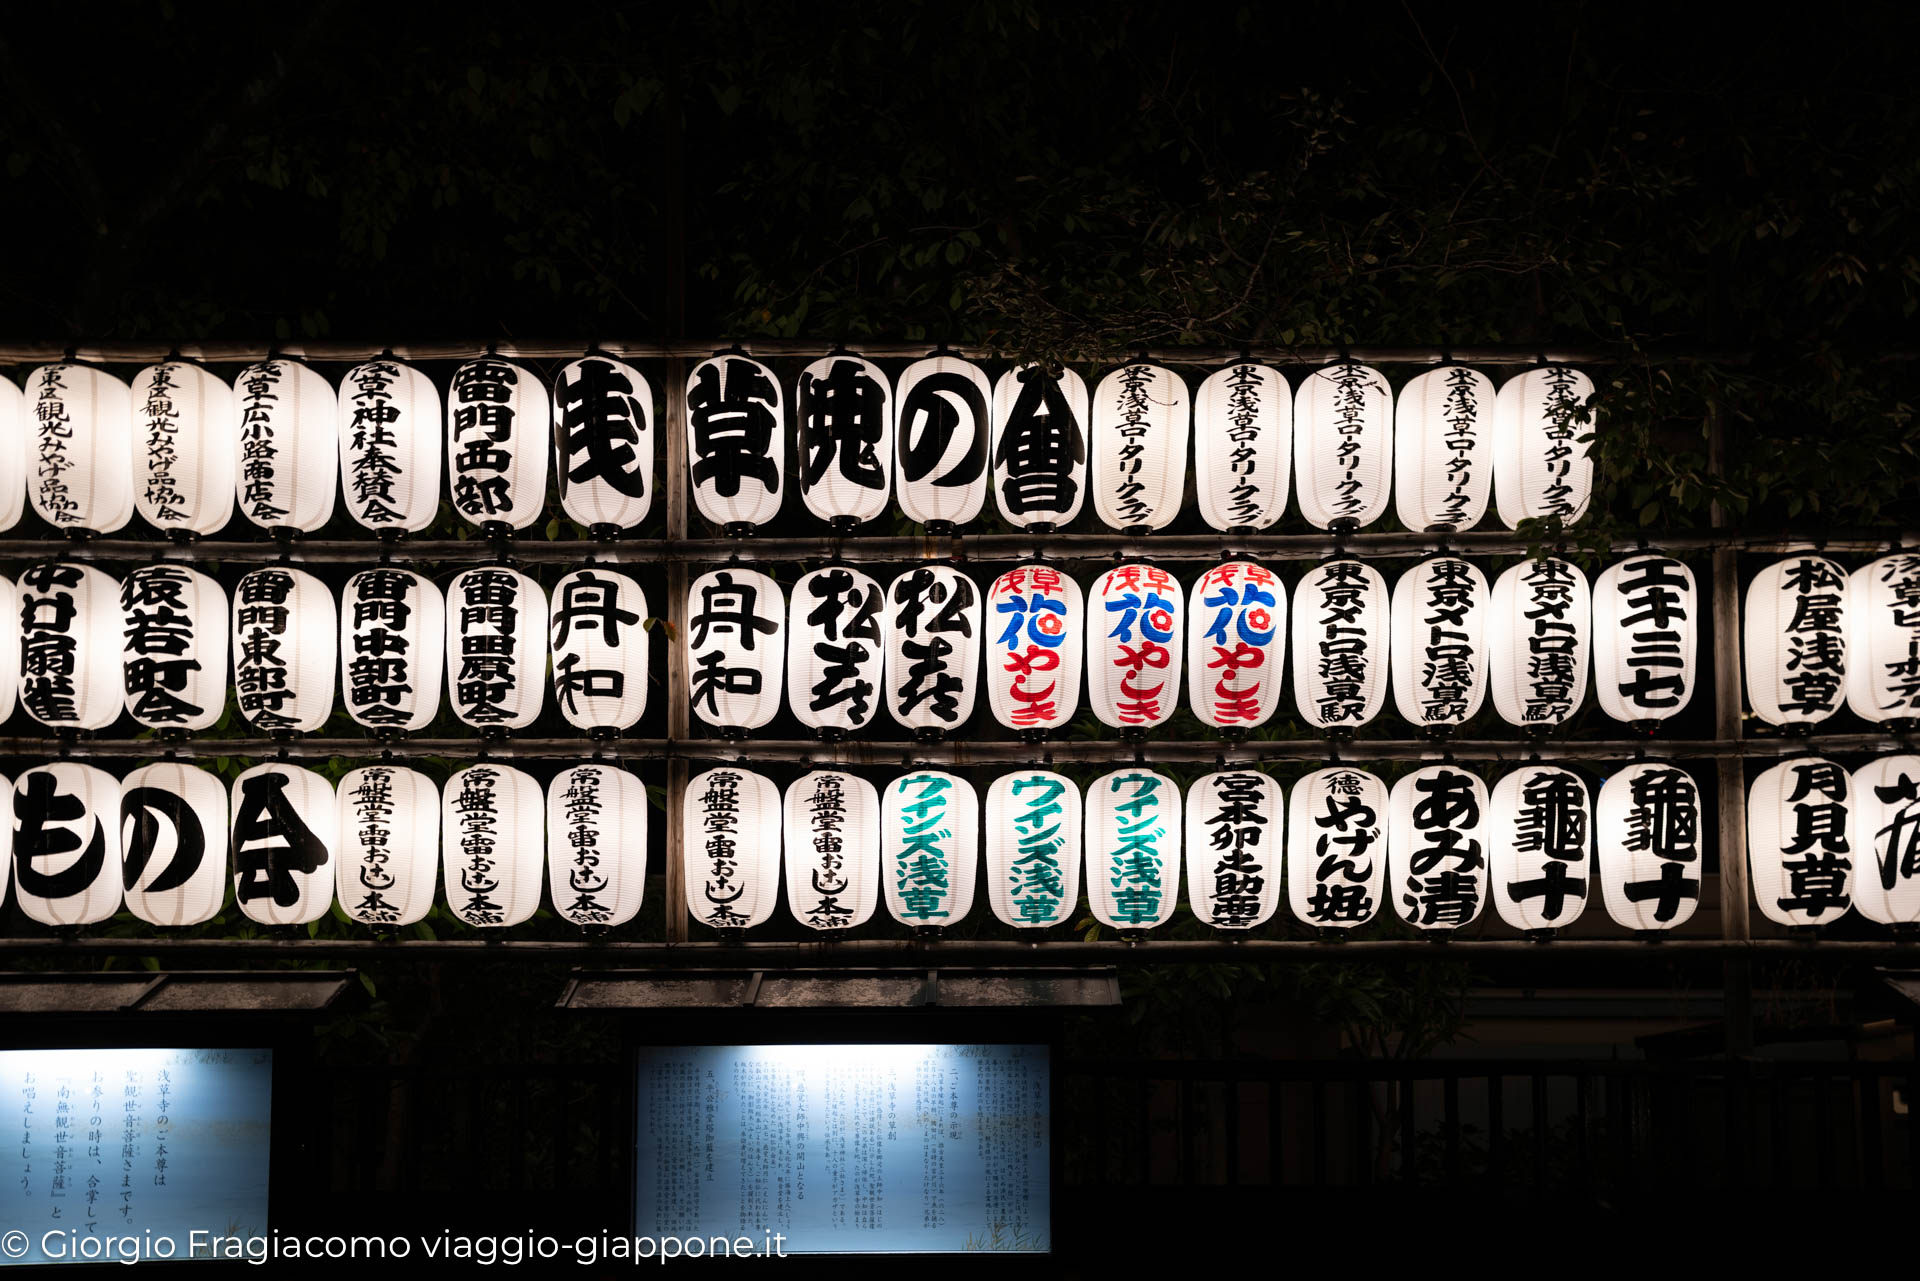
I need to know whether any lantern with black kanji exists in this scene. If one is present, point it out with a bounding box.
[12,762,123,926]
[984,770,1082,929]
[230,762,337,926]
[132,360,236,538]
[442,763,544,928]
[784,769,880,932]
[338,358,443,535]
[336,763,440,929]
[684,766,783,932]
[1193,362,1289,533]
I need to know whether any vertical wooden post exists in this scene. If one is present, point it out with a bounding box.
[1708,401,1753,1053]
[663,356,690,942]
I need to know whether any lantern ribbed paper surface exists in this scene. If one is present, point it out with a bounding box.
[0,574,16,725]
[990,363,1086,530]
[340,568,445,733]
[1184,771,1283,929]
[883,770,978,928]
[0,374,24,531]
[1592,554,1698,725]
[27,363,134,534]
[885,565,981,735]
[120,762,228,928]
[18,562,124,731]
[684,767,783,932]
[120,565,229,733]
[339,359,442,534]
[1848,754,1920,926]
[1394,365,1494,533]
[1292,559,1389,731]
[231,762,337,926]
[787,566,885,734]
[1846,554,1920,724]
[1745,555,1850,728]
[448,356,550,531]
[1390,556,1489,731]
[1187,561,1285,731]
[687,354,784,529]
[1489,765,1591,932]
[1388,765,1490,931]
[784,769,880,931]
[1748,757,1853,927]
[232,566,337,734]
[688,566,785,732]
[984,771,1082,928]
[1294,363,1391,530]
[555,354,653,530]
[132,361,236,536]
[13,763,122,926]
[0,770,9,908]
[1091,362,1189,531]
[1085,768,1181,931]
[447,566,548,730]
[1193,362,1289,533]
[1286,766,1388,929]
[894,355,990,529]
[548,764,648,928]
[797,354,892,526]
[1489,556,1590,730]
[1088,563,1184,731]
[442,763,543,928]
[549,567,649,732]
[337,764,439,928]
[984,564,1083,733]
[233,359,338,534]
[1596,761,1703,930]
[1493,366,1595,528]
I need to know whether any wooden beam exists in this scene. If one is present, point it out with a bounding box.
[663,355,690,943]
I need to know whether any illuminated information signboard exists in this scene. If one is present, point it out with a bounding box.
[634,1043,1049,1254]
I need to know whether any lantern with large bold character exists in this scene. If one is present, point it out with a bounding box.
[339,358,443,534]
[121,565,228,733]
[784,769,880,932]
[18,561,123,731]
[895,354,990,531]
[1286,766,1388,930]
[1596,761,1703,931]
[797,354,892,528]
[990,363,1086,530]
[550,567,650,733]
[984,564,1082,735]
[787,565,885,736]
[684,766,783,932]
[1748,757,1853,928]
[120,761,228,927]
[1184,771,1283,929]
[1592,554,1698,726]
[1745,555,1850,729]
[1194,362,1289,533]
[555,354,653,532]
[984,771,1082,929]
[448,355,550,532]
[1389,765,1489,931]
[1088,563,1184,732]
[231,762,337,926]
[13,763,122,926]
[687,566,784,734]
[1187,561,1285,732]
[885,565,981,737]
[1849,754,1920,926]
[1488,765,1591,932]
[687,353,784,532]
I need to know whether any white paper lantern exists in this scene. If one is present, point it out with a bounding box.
[447,355,551,532]
[447,566,548,730]
[1847,553,1920,725]
[885,565,982,736]
[1184,771,1283,930]
[687,354,784,531]
[549,567,650,733]
[1193,362,1290,533]
[1091,362,1188,531]
[339,359,442,534]
[1494,366,1595,528]
[0,574,16,724]
[784,769,880,931]
[232,566,337,734]
[20,561,125,731]
[120,762,227,927]
[12,763,121,926]
[1286,766,1388,929]
[1294,362,1391,530]
[1748,757,1852,928]
[120,565,228,733]
[555,354,654,531]
[1394,365,1494,533]
[1087,563,1184,732]
[26,363,134,534]
[984,771,1083,928]
[1745,555,1849,729]
[442,763,543,928]
[1490,556,1591,730]
[1291,558,1390,732]
[0,374,25,531]
[896,354,991,530]
[1849,754,1920,926]
[547,764,648,928]
[1085,768,1181,931]
[340,568,444,733]
[883,770,978,928]
[1596,761,1703,930]
[233,359,337,534]
[1388,765,1489,931]
[1592,554,1698,725]
[984,564,1083,734]
[1489,765,1591,932]
[336,764,439,928]
[787,565,885,735]
[797,354,892,527]
[1187,561,1285,731]
[1390,556,1489,732]
[684,766,783,931]
[687,566,784,733]
[0,770,9,906]
[990,363,1086,530]
[131,361,236,536]
[231,762,337,926]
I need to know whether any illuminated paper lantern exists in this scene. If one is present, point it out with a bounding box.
[1394,365,1494,533]
[1748,757,1852,928]
[687,353,784,531]
[684,766,783,931]
[447,566,548,731]
[1490,556,1591,730]
[1592,554,1698,726]
[984,770,1082,929]
[883,770,978,928]
[984,564,1083,734]
[230,762,337,926]
[797,354,892,527]
[1087,563,1184,732]
[1187,561,1285,732]
[1291,558,1389,732]
[447,355,550,532]
[1390,556,1489,732]
[549,567,650,733]
[0,574,16,724]
[232,358,337,534]
[26,362,134,534]
[1494,366,1595,528]
[787,565,885,735]
[121,762,227,927]
[885,565,981,736]
[1091,362,1189,531]
[1744,555,1849,729]
[1847,553,1920,725]
[12,763,122,926]
[18,561,123,731]
[1286,766,1387,929]
[1085,768,1181,931]
[1294,362,1391,531]
[1489,765,1591,932]
[1388,765,1489,931]
[783,769,880,931]
[336,764,439,928]
[1193,362,1289,533]
[132,361,236,536]
[338,358,442,534]
[0,374,24,531]
[0,771,8,905]
[547,764,648,928]
[232,566,337,734]
[340,568,445,733]
[442,763,543,928]
[1184,771,1283,930]
[1596,761,1702,931]
[120,565,228,733]
[897,354,990,530]
[990,362,1086,530]
[687,566,784,733]
[555,354,653,531]
[1849,754,1920,926]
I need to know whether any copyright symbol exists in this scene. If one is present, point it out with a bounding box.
[1,1230,28,1258]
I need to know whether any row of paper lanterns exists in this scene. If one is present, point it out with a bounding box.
[0,356,1594,538]
[7,754,1917,933]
